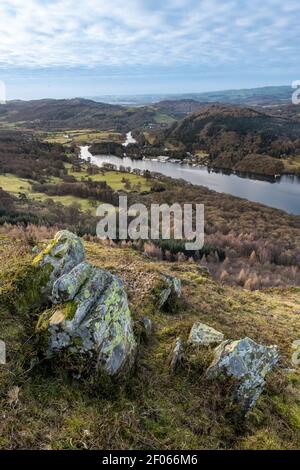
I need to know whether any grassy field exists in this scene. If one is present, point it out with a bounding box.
[30,192,95,212]
[0,174,31,194]
[283,155,300,174]
[42,129,124,145]
[0,232,299,450]
[143,131,157,145]
[0,165,152,213]
[0,174,93,211]
[66,164,152,192]
[154,113,176,125]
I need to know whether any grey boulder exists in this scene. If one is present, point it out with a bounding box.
[206,337,279,411]
[34,231,137,378]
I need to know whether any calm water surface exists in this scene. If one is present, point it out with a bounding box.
[80,146,300,215]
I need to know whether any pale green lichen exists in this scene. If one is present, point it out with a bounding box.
[32,238,58,267]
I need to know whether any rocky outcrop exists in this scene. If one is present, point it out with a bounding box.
[157,274,181,311]
[188,322,224,346]
[34,230,137,378]
[206,337,279,412]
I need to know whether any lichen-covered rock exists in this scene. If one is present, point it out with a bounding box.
[206,337,279,412]
[188,322,224,346]
[51,261,93,304]
[157,274,181,310]
[168,337,184,373]
[32,230,86,296]
[34,231,137,378]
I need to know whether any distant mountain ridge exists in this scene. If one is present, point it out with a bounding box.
[88,85,292,106]
[0,85,294,132]
[0,97,204,130]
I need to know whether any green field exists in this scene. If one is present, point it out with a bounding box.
[0,174,94,211]
[42,129,124,145]
[0,174,32,194]
[66,164,152,192]
[283,155,300,173]
[154,112,176,125]
[0,166,152,213]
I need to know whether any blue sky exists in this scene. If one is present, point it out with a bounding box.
[0,0,299,99]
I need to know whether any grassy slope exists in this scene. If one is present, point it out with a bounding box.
[0,167,151,213]
[0,232,299,450]
[66,165,151,192]
[154,113,176,125]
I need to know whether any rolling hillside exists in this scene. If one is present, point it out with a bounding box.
[164,104,300,173]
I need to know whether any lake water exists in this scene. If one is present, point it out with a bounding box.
[80,146,300,215]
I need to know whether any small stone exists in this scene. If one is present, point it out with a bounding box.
[157,274,181,310]
[169,337,184,373]
[141,317,152,338]
[188,322,224,346]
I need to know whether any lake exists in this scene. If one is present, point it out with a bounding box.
[80,146,300,215]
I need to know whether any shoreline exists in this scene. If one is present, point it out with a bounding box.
[80,145,300,215]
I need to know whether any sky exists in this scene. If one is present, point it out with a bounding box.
[0,0,299,99]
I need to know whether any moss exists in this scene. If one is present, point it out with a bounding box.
[239,430,283,450]
[0,259,52,319]
[36,308,54,332]
[63,300,78,320]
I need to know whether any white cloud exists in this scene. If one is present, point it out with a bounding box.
[0,0,298,68]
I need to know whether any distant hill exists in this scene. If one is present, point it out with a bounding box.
[89,85,292,107]
[0,85,295,132]
[0,97,207,131]
[0,98,164,131]
[164,104,300,173]
[181,85,292,106]
[152,99,205,118]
